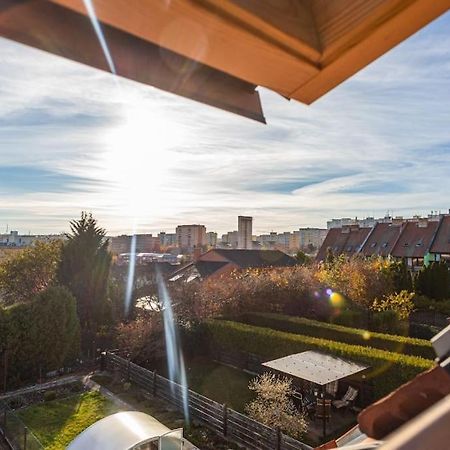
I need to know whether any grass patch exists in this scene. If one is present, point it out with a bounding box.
[186,357,255,412]
[17,391,119,449]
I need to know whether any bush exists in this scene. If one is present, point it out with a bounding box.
[413,295,450,316]
[409,323,442,340]
[0,286,80,388]
[240,313,434,359]
[370,310,408,336]
[206,320,433,399]
[44,390,57,402]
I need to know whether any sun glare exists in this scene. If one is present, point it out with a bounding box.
[102,98,185,222]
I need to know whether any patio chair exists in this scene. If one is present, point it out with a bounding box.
[332,386,358,410]
[325,381,339,398]
[315,398,331,422]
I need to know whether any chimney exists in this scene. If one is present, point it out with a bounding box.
[193,246,202,262]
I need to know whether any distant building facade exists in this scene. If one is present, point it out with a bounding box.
[327,216,393,229]
[206,231,218,248]
[176,224,207,252]
[109,234,160,255]
[238,216,253,249]
[158,232,177,248]
[297,228,328,251]
[0,231,64,247]
[221,231,238,248]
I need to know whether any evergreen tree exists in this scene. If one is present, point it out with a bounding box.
[414,261,450,300]
[58,213,112,334]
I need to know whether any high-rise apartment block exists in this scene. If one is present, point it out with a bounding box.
[176,224,207,252]
[237,216,253,249]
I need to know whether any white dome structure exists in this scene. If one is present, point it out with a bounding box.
[67,411,184,450]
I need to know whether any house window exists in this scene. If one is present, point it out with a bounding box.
[370,242,377,248]
[382,242,388,248]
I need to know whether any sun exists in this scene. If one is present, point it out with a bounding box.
[101,96,185,223]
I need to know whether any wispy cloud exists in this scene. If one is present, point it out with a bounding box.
[0,12,449,235]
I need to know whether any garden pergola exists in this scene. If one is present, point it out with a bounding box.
[263,351,369,440]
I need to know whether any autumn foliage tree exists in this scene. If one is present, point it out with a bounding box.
[116,312,165,366]
[0,240,61,305]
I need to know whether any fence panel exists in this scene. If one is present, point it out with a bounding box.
[0,404,43,450]
[105,352,311,450]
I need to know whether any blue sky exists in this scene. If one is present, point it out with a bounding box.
[0,12,449,236]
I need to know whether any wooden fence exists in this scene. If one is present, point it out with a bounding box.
[105,352,312,450]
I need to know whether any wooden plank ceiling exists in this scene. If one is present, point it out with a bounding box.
[1,0,449,121]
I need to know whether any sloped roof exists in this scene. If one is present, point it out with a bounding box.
[391,221,440,258]
[430,215,450,255]
[359,223,403,257]
[67,411,173,450]
[316,227,371,261]
[169,260,229,282]
[211,249,296,268]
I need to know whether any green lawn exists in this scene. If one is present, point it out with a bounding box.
[16,391,119,449]
[185,358,255,412]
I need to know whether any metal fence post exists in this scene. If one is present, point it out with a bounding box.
[100,352,106,371]
[222,403,228,436]
[23,427,27,449]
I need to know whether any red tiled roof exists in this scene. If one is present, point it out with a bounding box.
[430,215,450,255]
[360,223,403,257]
[391,221,440,259]
[316,227,371,261]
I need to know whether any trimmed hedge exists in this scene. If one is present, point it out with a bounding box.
[206,320,433,399]
[240,312,434,360]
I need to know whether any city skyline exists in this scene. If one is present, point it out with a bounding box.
[0,12,449,235]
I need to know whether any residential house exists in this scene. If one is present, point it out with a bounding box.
[169,248,296,282]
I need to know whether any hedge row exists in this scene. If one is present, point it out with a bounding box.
[239,312,435,360]
[206,320,433,399]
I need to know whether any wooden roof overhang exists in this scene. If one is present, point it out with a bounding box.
[1,0,449,122]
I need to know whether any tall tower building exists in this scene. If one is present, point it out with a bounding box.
[238,216,253,249]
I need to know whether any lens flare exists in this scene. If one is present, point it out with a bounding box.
[82,0,116,74]
[330,292,345,307]
[363,331,371,340]
[82,0,190,423]
[326,288,333,297]
[124,234,137,317]
[156,266,190,423]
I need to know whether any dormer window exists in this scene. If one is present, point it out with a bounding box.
[382,242,388,248]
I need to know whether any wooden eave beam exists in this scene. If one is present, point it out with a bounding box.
[0,0,266,123]
[50,0,321,97]
[292,0,450,103]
